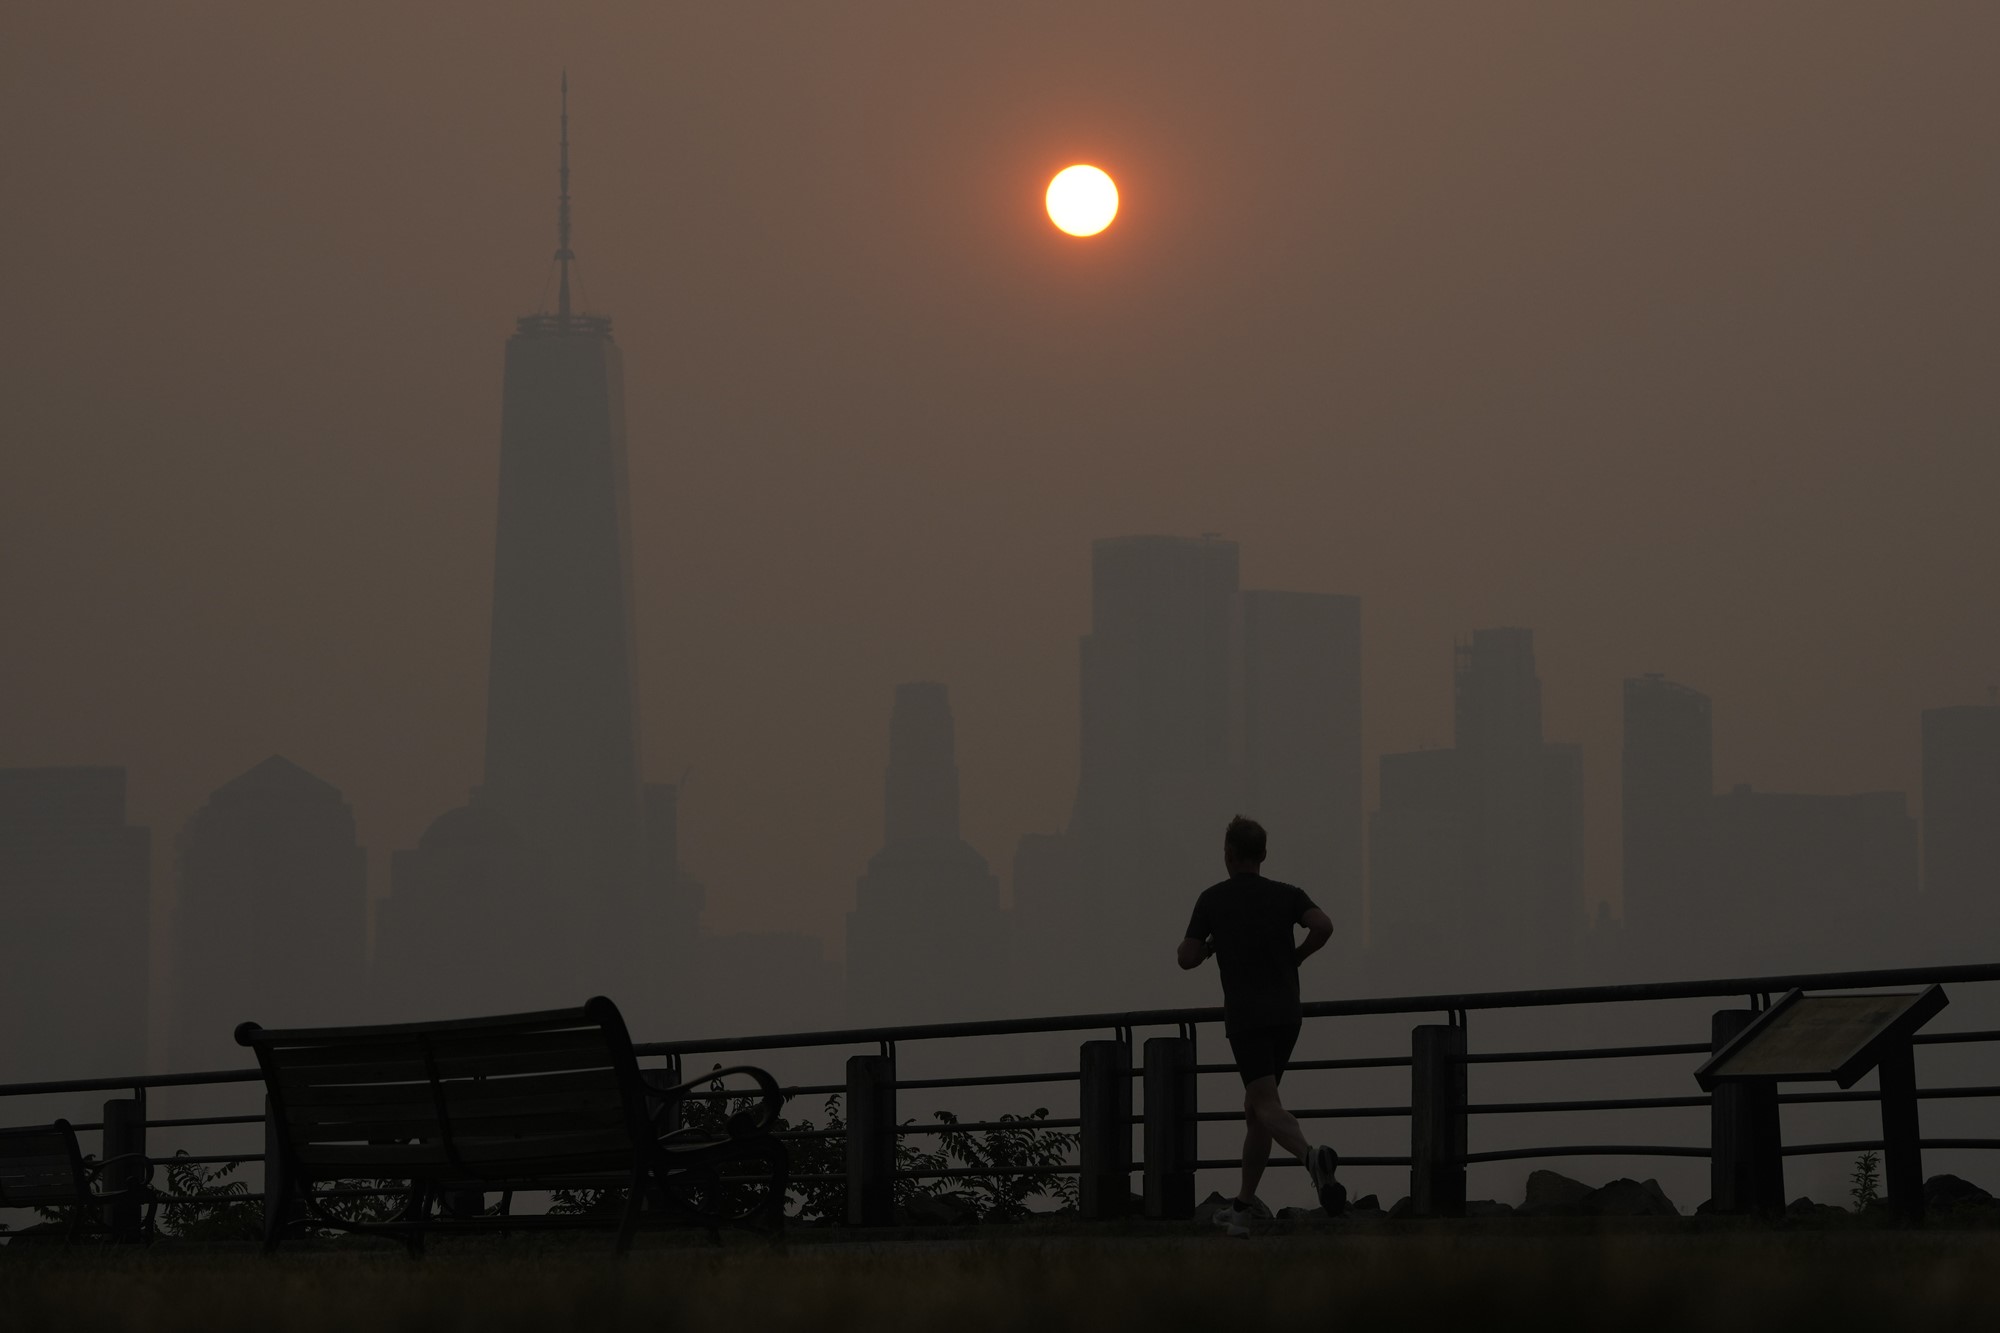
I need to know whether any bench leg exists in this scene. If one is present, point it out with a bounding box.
[615,1183,643,1255]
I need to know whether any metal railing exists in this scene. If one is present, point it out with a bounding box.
[3,961,1997,1233]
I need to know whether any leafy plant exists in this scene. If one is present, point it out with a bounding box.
[158,1153,262,1241]
[1849,1151,1881,1211]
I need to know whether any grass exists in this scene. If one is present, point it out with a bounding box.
[6,1227,2000,1332]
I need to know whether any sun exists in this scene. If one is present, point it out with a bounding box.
[1046,164,1118,237]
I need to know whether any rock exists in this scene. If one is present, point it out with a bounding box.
[1581,1178,1679,1217]
[1466,1199,1515,1218]
[904,1192,982,1226]
[1276,1206,1328,1221]
[1787,1196,1849,1221]
[1519,1169,1594,1216]
[1193,1191,1233,1225]
[1387,1195,1414,1219]
[1350,1194,1380,1213]
[1925,1174,1995,1211]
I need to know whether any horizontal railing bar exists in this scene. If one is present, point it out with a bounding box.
[0,1068,263,1098]
[1469,1095,1712,1114]
[1194,1106,1409,1123]
[898,1118,1081,1135]
[1196,1056,1412,1076]
[895,1071,1082,1090]
[1194,1156,1411,1169]
[893,1165,1079,1179]
[1467,1043,1713,1065]
[1463,1145,1711,1163]
[628,963,2000,1059]
[147,1114,267,1129]
[7,962,1997,1106]
[152,1154,262,1166]
[1915,1030,2000,1046]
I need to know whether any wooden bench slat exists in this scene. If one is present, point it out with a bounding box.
[278,1060,435,1089]
[425,1029,614,1064]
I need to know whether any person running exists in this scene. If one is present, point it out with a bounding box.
[1178,815,1341,1237]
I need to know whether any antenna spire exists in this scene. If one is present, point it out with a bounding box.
[556,72,573,323]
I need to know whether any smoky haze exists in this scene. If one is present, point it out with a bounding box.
[2,2,1998,1086]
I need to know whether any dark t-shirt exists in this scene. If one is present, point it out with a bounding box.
[1184,874,1319,1036]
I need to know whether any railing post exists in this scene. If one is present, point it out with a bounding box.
[100,1097,146,1241]
[1410,1024,1466,1217]
[1078,1038,1133,1220]
[1709,1009,1783,1216]
[845,1053,897,1226]
[1878,1038,1924,1225]
[1141,1036,1196,1219]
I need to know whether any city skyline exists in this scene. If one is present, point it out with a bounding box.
[3,8,1997,1047]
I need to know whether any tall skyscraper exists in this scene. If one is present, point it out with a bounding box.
[1367,747,1469,989]
[846,683,1002,1025]
[1367,629,1583,991]
[377,81,688,1023]
[1920,699,2000,951]
[1240,590,1363,964]
[0,768,149,1078]
[1621,674,1715,974]
[173,756,364,1067]
[1071,535,1239,1007]
[1453,628,1582,985]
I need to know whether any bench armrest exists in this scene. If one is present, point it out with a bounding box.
[646,1064,783,1137]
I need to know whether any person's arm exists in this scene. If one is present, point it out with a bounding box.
[1178,898,1212,970]
[1294,907,1333,966]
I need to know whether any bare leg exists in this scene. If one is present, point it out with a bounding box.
[1238,1115,1274,1202]
[1244,1077,1313,1170]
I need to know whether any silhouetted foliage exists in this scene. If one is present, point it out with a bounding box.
[1850,1152,1882,1211]
[157,1153,261,1241]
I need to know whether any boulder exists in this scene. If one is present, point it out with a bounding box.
[904,1192,982,1226]
[1520,1170,1594,1216]
[1387,1195,1415,1219]
[1350,1194,1380,1213]
[1193,1191,1234,1225]
[1581,1178,1679,1217]
[1925,1174,1995,1212]
[1466,1199,1515,1218]
[1786,1196,1849,1221]
[1276,1206,1327,1221]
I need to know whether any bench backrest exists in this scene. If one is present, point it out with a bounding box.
[0,1120,87,1209]
[237,996,652,1184]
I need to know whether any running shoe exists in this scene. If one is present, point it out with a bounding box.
[1212,1195,1272,1239]
[1308,1144,1345,1214]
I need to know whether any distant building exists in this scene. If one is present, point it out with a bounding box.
[378,84,694,1027]
[1069,535,1239,1008]
[172,756,365,1067]
[1711,785,1918,973]
[1366,628,1583,991]
[846,683,1004,1025]
[1367,748,1469,988]
[0,768,149,1079]
[1921,700,2000,951]
[1454,629,1582,986]
[1240,590,1363,967]
[1621,674,1715,974]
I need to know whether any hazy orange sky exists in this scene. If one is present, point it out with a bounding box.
[4,4,1996,962]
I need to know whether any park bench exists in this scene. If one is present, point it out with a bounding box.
[237,995,787,1254]
[0,1119,155,1245]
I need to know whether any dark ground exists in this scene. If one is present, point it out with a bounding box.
[6,1221,2000,1332]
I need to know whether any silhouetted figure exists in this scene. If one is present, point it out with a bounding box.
[1178,816,1340,1236]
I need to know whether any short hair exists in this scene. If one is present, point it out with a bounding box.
[1225,816,1267,863]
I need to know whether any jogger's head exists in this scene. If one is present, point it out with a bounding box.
[1223,816,1267,874]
